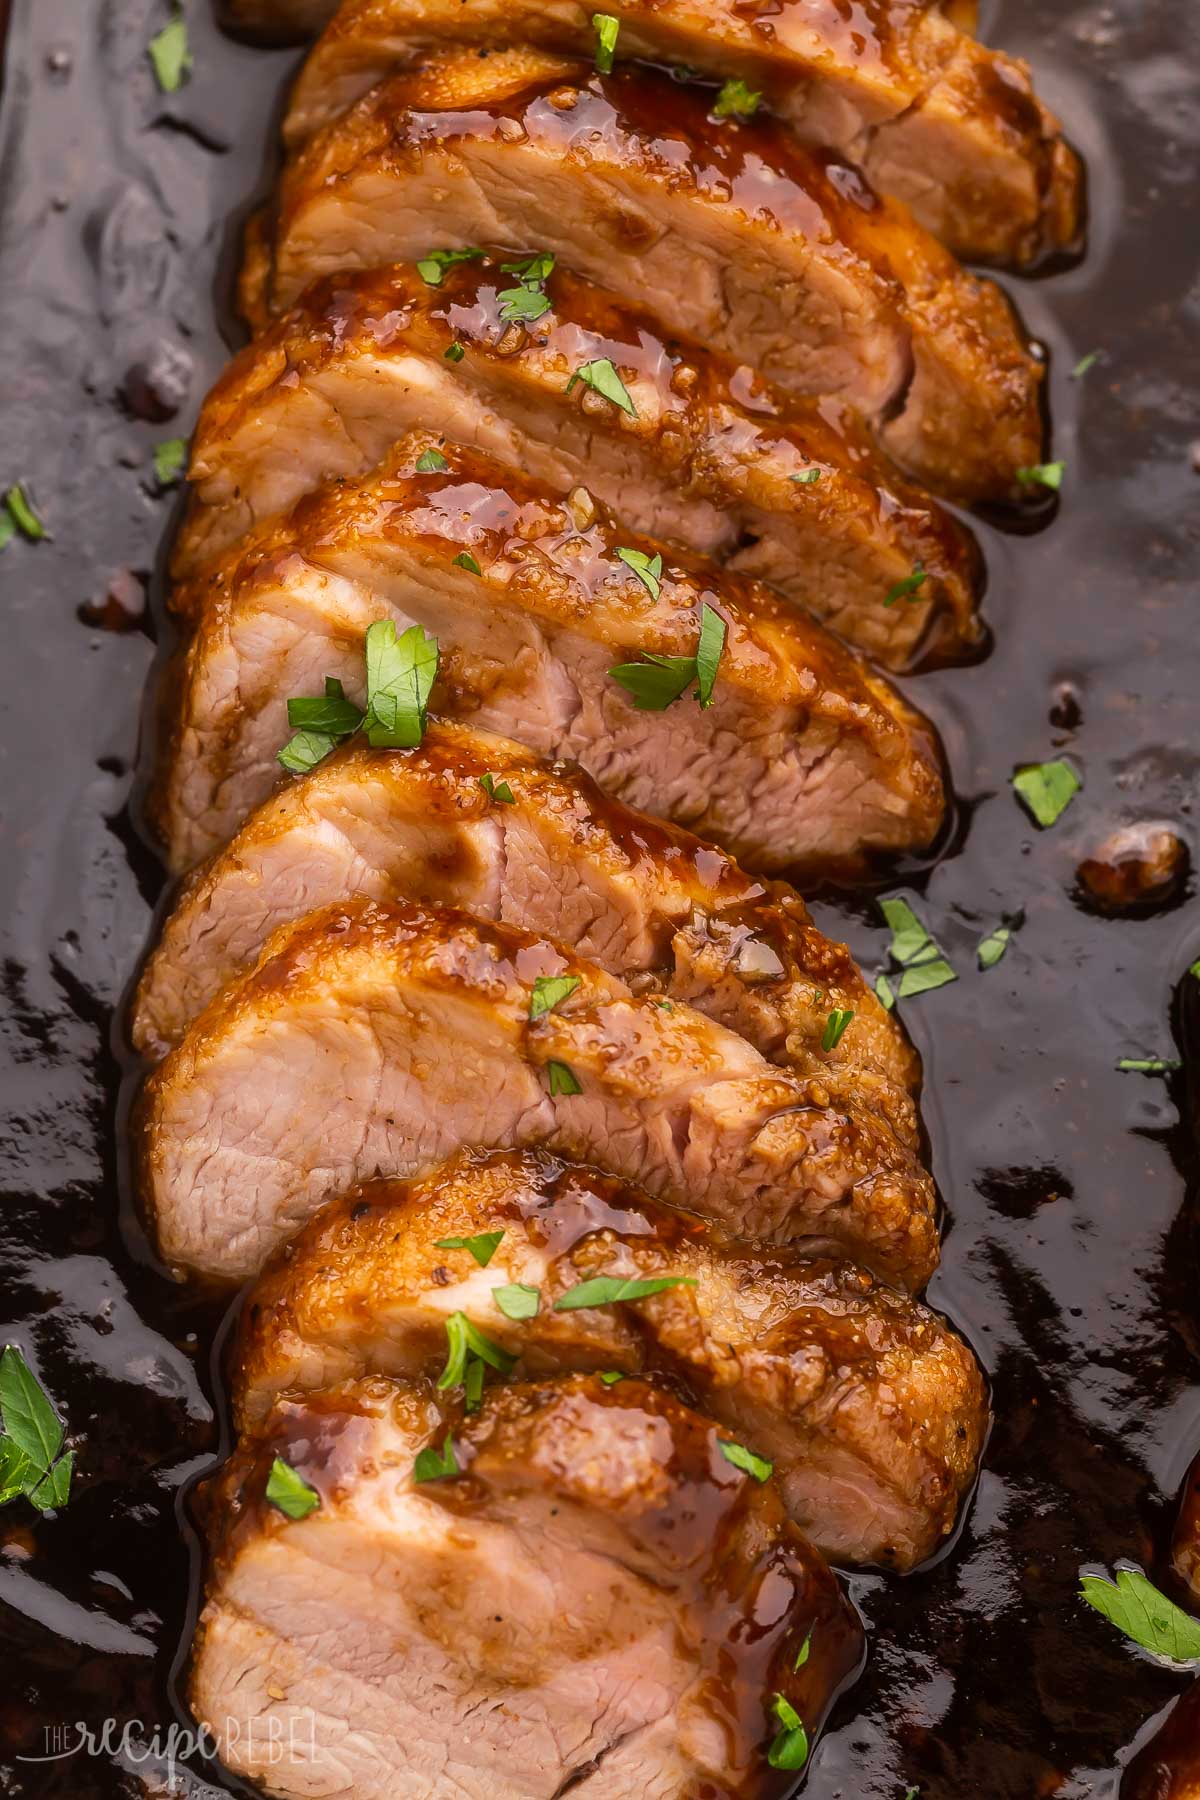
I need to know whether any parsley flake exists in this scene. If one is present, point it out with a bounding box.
[1017,460,1065,491]
[493,1283,541,1322]
[714,77,762,119]
[609,603,726,711]
[5,484,46,541]
[883,563,928,607]
[593,13,620,74]
[553,1275,698,1311]
[148,11,191,92]
[566,358,637,417]
[1072,350,1100,379]
[822,1007,854,1051]
[479,772,515,804]
[977,925,1012,970]
[416,247,486,287]
[265,1456,320,1520]
[415,448,448,473]
[1080,1565,1200,1664]
[1012,759,1080,828]
[444,342,465,363]
[766,1693,809,1771]
[546,1059,582,1096]
[0,1346,73,1515]
[529,974,581,1020]
[615,546,663,600]
[878,897,957,1000]
[437,1312,515,1393]
[453,551,482,576]
[1116,1057,1181,1075]
[413,1433,459,1482]
[719,1439,773,1483]
[277,622,439,774]
[496,283,552,325]
[153,438,188,487]
[791,468,822,485]
[434,1231,505,1268]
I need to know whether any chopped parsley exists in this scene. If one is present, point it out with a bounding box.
[875,973,895,1011]
[553,1274,698,1311]
[615,546,663,601]
[794,1631,811,1670]
[277,621,440,774]
[416,247,486,287]
[977,925,1012,970]
[501,252,556,285]
[609,602,726,711]
[493,1283,541,1322]
[821,1007,854,1051]
[1116,1057,1181,1075]
[593,13,620,74]
[148,10,191,92]
[791,468,822,485]
[453,551,482,576]
[883,563,928,607]
[529,974,581,1021]
[497,283,552,325]
[4,484,47,542]
[718,1439,773,1483]
[265,1456,320,1520]
[598,1370,625,1386]
[437,1312,515,1393]
[1012,759,1080,828]
[878,897,957,1000]
[415,448,448,473]
[546,1059,582,1096]
[1017,460,1065,491]
[0,1345,73,1514]
[434,1230,505,1268]
[1080,1565,1200,1663]
[713,77,762,120]
[153,438,188,487]
[566,357,637,417]
[444,342,465,363]
[766,1693,809,1771]
[1071,350,1100,379]
[479,772,515,804]
[413,1433,459,1482]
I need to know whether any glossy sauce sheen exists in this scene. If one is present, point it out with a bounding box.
[0,0,1198,1797]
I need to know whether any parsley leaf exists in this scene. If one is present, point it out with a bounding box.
[413,1433,459,1482]
[553,1275,698,1311]
[444,342,465,363]
[615,546,663,600]
[265,1456,320,1520]
[609,603,725,711]
[437,1312,515,1392]
[277,728,344,774]
[529,974,581,1020]
[878,897,957,999]
[493,1283,541,1321]
[598,1370,625,1385]
[1116,1057,1181,1075]
[497,283,552,325]
[1017,460,1065,491]
[153,438,188,487]
[415,448,448,473]
[286,677,363,737]
[501,252,556,285]
[1072,350,1100,379]
[435,1231,505,1268]
[1080,1565,1200,1664]
[977,925,1012,970]
[5,484,46,541]
[593,12,620,73]
[546,1059,582,1096]
[416,247,486,287]
[766,1694,809,1771]
[883,563,928,607]
[875,973,895,1011]
[714,77,762,119]
[453,551,482,576]
[566,358,637,417]
[363,620,439,748]
[479,772,515,804]
[821,1007,854,1051]
[791,468,822,485]
[0,1346,73,1514]
[1012,759,1080,828]
[794,1631,811,1670]
[148,11,191,92]
[719,1439,773,1482]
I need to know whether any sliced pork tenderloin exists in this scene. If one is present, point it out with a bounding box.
[235,1147,987,1569]
[193,1372,862,1798]
[151,432,945,874]
[257,50,1045,502]
[133,725,920,1155]
[175,260,982,670]
[138,898,939,1288]
[284,0,1080,270]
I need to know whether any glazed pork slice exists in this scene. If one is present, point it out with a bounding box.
[285,0,1081,270]
[133,725,921,1150]
[193,1373,862,1798]
[152,433,945,874]
[258,50,1045,503]
[175,260,982,670]
[138,898,939,1289]
[235,1148,987,1569]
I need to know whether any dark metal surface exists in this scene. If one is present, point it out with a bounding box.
[0,0,1197,1793]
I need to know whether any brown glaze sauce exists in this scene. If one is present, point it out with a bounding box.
[1,0,1199,1795]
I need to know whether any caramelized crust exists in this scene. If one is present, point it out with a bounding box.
[138,897,940,1288]
[285,0,1082,268]
[258,51,1046,501]
[178,259,983,668]
[152,430,946,874]
[196,1372,863,1797]
[234,1147,987,1569]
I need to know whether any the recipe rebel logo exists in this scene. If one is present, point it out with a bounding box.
[18,1712,318,1783]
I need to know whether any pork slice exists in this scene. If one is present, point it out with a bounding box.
[282,0,1080,269]
[260,50,1045,501]
[193,1373,862,1797]
[234,1146,986,1569]
[138,897,939,1288]
[133,724,921,1152]
[175,260,982,670]
[152,431,945,874]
